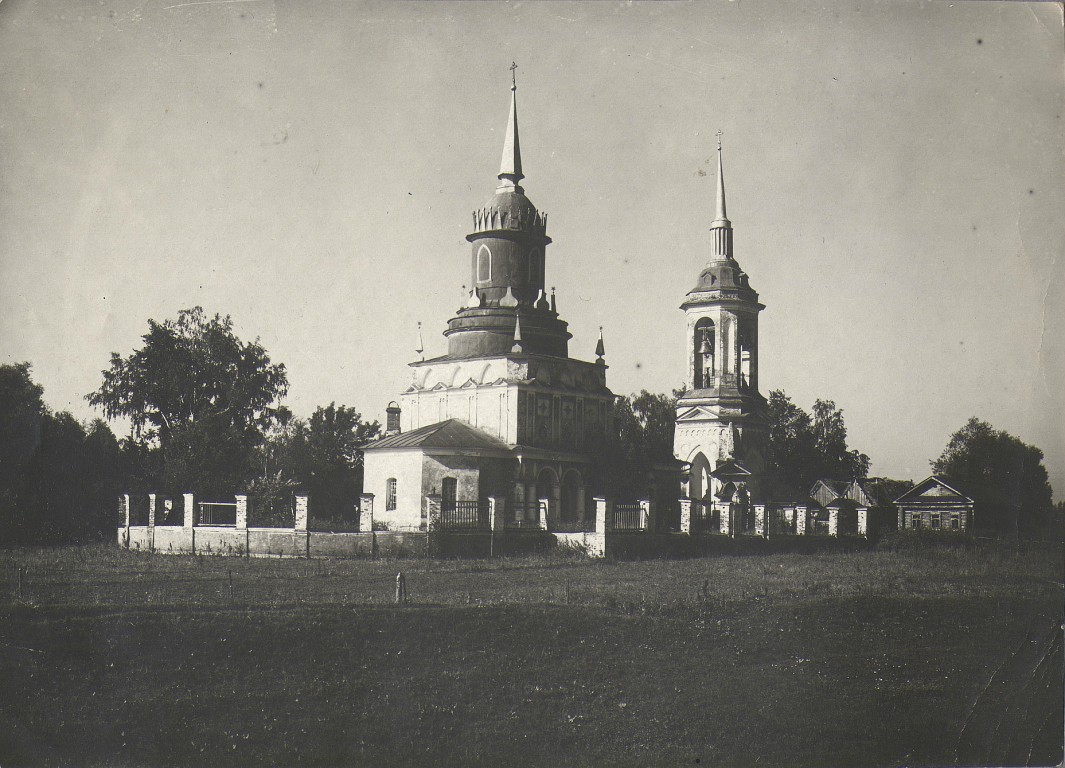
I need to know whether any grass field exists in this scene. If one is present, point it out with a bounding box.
[0,541,1061,767]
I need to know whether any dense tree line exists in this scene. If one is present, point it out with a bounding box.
[0,363,124,543]
[1,309,379,542]
[762,390,871,499]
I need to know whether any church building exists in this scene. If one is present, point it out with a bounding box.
[363,76,615,532]
[673,143,769,535]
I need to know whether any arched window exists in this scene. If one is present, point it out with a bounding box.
[528,249,540,285]
[738,324,753,389]
[694,318,715,388]
[477,245,492,283]
[386,479,397,511]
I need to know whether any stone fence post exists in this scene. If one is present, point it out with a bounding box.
[359,494,374,533]
[754,504,767,538]
[294,495,309,558]
[589,496,611,559]
[120,494,130,548]
[488,496,505,532]
[235,495,248,530]
[183,493,195,528]
[147,493,157,551]
[538,497,550,531]
[857,507,868,537]
[679,498,692,534]
[638,499,654,532]
[425,494,442,531]
[796,505,808,535]
[828,507,839,537]
[294,495,308,532]
[718,502,732,536]
[594,496,614,533]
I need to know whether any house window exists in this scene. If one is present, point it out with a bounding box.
[911,512,921,530]
[951,514,960,530]
[477,245,492,283]
[930,513,941,530]
[386,478,397,511]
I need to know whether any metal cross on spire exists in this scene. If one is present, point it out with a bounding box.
[716,129,723,151]
[509,61,518,90]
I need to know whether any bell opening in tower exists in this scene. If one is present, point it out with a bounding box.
[694,318,715,389]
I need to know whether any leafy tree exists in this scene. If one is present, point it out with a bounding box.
[88,308,288,495]
[764,390,869,498]
[595,389,679,499]
[933,417,1054,537]
[0,363,123,542]
[253,404,380,527]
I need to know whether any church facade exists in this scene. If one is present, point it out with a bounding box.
[363,79,614,532]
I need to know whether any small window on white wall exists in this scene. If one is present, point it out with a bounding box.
[477,245,492,283]
[386,479,397,511]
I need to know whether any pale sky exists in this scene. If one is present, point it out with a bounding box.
[2,0,1063,496]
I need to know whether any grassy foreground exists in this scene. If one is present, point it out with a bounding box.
[0,542,1061,767]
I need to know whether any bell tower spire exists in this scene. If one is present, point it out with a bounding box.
[709,132,733,261]
[498,62,524,190]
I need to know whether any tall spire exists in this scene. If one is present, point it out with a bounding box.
[712,131,729,227]
[498,62,524,189]
[709,131,733,261]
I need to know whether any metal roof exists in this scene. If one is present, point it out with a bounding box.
[364,419,512,453]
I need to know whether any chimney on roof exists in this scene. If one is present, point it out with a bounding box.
[385,402,402,436]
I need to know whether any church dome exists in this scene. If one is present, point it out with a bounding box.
[471,187,547,236]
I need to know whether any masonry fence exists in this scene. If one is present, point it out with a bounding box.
[118,489,869,560]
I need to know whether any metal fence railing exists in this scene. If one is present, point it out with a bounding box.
[199,502,237,527]
[613,503,643,530]
[506,499,545,529]
[689,500,720,534]
[440,500,489,530]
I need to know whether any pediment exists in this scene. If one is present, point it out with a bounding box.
[894,476,972,504]
[676,406,719,422]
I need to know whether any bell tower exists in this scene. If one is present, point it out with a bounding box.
[673,140,768,504]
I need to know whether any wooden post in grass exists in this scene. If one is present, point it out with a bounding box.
[395,572,408,604]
